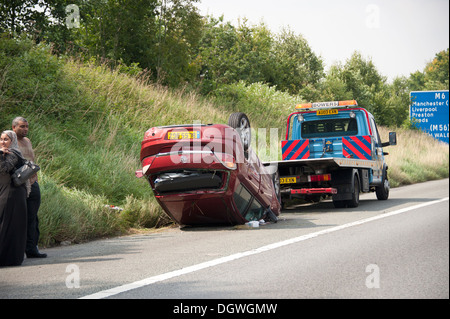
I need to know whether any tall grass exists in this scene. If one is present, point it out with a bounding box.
[38,174,122,246]
[1,38,448,247]
[379,126,449,187]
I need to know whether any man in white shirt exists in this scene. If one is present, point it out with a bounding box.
[12,117,47,258]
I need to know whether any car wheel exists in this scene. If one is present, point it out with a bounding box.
[228,112,251,152]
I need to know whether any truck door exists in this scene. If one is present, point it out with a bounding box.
[369,116,383,184]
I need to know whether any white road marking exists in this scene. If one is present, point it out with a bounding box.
[80,197,449,299]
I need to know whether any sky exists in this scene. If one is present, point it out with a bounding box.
[195,0,449,82]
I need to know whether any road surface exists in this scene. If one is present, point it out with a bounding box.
[0,179,448,300]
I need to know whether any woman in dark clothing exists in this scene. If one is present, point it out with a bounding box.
[0,130,27,267]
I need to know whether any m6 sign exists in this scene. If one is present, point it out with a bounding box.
[410,90,449,144]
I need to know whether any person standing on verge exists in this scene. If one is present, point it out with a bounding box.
[12,117,47,258]
[0,131,28,266]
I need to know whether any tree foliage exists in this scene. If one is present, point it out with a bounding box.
[0,0,448,126]
[423,48,449,90]
[195,17,275,92]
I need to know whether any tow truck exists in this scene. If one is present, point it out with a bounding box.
[267,100,397,208]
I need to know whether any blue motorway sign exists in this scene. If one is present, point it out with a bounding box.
[410,90,449,144]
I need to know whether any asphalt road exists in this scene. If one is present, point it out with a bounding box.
[0,179,448,300]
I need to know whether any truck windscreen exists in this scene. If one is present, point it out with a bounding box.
[301,118,358,138]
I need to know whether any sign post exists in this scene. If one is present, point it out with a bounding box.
[410,90,449,144]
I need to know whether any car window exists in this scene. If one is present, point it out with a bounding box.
[233,183,252,214]
[243,199,265,221]
[233,184,264,221]
[232,183,266,221]
[369,117,382,147]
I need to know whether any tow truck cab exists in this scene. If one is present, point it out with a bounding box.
[279,100,396,208]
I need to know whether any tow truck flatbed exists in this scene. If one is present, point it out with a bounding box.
[263,157,377,171]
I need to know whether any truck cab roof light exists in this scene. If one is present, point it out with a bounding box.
[296,100,358,110]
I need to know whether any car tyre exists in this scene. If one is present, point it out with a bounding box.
[228,112,251,152]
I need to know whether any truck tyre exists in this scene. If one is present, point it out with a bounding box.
[228,112,251,152]
[376,167,389,200]
[347,175,360,208]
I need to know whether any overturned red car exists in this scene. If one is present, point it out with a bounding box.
[137,113,281,226]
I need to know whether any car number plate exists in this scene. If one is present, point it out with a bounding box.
[317,109,338,116]
[168,131,200,140]
[280,177,296,184]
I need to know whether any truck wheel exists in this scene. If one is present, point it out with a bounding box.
[347,175,360,208]
[228,112,251,152]
[376,168,389,200]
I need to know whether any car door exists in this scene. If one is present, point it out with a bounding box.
[242,148,261,196]
[369,115,383,184]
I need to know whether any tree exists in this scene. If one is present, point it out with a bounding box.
[73,0,158,65]
[384,76,410,127]
[319,52,391,124]
[155,0,203,86]
[195,17,275,91]
[196,19,324,96]
[424,48,449,90]
[408,70,426,92]
[195,16,240,92]
[270,28,324,97]
[0,0,51,37]
[408,49,449,92]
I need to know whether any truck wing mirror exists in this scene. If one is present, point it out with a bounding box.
[381,132,397,147]
[389,132,397,146]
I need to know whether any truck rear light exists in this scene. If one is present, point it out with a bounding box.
[308,174,331,182]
